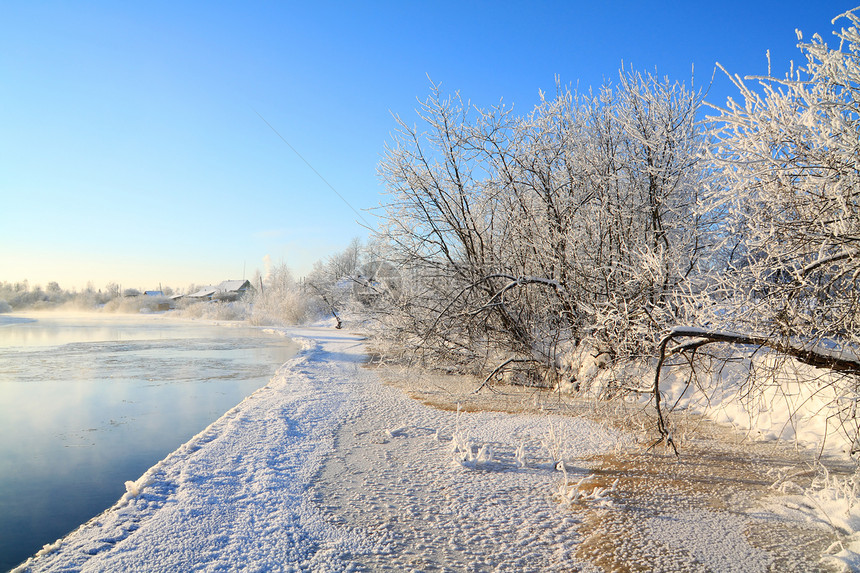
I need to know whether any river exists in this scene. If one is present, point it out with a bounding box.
[0,312,297,571]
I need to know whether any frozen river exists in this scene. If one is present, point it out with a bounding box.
[0,313,297,571]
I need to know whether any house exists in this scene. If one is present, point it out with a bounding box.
[142,290,171,311]
[186,287,218,300]
[216,280,254,298]
[185,280,254,302]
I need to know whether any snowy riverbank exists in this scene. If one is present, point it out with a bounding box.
[14,327,860,571]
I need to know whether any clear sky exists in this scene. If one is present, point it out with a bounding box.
[0,1,853,291]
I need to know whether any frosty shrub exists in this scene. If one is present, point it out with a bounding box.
[176,299,248,321]
[249,289,314,326]
[703,9,860,348]
[65,288,111,310]
[0,300,11,313]
[0,281,133,311]
[0,281,73,309]
[248,263,319,326]
[374,71,711,389]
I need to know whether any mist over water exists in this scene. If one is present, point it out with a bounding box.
[0,313,298,571]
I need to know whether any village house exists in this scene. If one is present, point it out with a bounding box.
[185,280,254,302]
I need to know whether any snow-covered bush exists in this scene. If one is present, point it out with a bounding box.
[249,289,314,326]
[0,281,72,309]
[702,8,860,351]
[0,300,10,313]
[0,280,154,311]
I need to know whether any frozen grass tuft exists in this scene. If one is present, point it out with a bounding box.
[475,444,493,463]
[448,404,500,469]
[556,462,617,508]
[541,424,568,468]
[450,431,477,465]
[515,442,527,468]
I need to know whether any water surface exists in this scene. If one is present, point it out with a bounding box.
[0,313,297,571]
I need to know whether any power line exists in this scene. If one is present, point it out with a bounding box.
[254,109,371,227]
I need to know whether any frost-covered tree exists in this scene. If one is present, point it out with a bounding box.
[0,280,117,310]
[305,239,365,327]
[500,72,709,362]
[105,282,121,299]
[652,9,860,452]
[375,72,710,387]
[376,82,517,369]
[701,11,860,347]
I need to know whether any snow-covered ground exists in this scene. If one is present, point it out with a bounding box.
[13,326,859,571]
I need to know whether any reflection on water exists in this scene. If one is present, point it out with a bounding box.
[0,313,297,571]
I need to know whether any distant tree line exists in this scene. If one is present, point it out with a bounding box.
[0,281,181,313]
[0,281,109,311]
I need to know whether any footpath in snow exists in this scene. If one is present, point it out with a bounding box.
[13,327,854,572]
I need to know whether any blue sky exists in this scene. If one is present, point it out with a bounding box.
[0,1,853,291]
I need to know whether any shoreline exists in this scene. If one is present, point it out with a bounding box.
[15,326,851,571]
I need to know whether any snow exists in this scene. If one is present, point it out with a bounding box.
[646,511,771,572]
[661,351,856,457]
[12,326,860,571]
[763,465,860,572]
